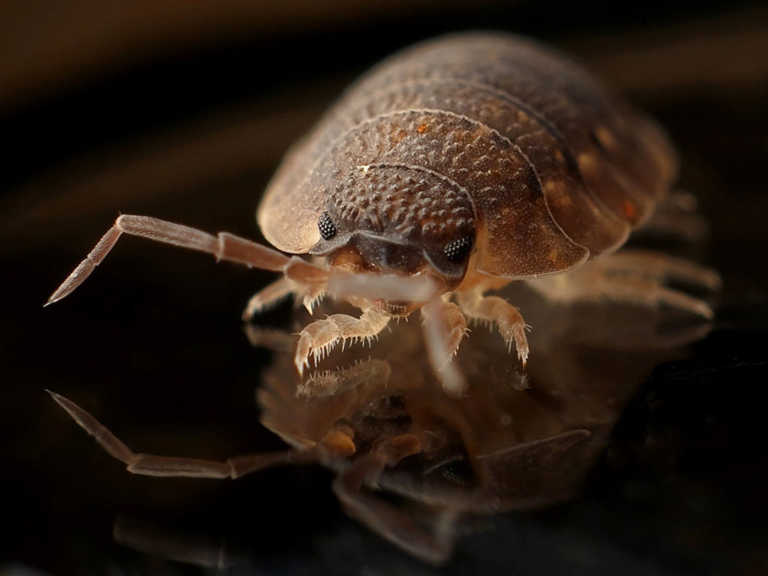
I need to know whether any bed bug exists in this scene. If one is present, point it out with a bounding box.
[46,32,719,394]
[48,285,712,564]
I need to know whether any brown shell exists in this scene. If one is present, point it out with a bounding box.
[258,33,678,279]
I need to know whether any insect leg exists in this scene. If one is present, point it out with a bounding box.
[333,434,457,565]
[527,252,717,319]
[456,290,530,367]
[593,249,721,291]
[420,298,469,396]
[294,308,391,374]
[241,277,295,320]
[296,358,392,398]
[47,390,312,479]
[46,215,328,305]
[635,190,710,243]
[112,516,235,571]
[243,325,296,351]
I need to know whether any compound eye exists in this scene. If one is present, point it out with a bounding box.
[443,236,473,263]
[318,212,337,240]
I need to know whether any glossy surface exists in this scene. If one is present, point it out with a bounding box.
[257,284,708,519]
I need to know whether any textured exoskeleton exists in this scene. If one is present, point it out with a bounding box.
[48,33,719,393]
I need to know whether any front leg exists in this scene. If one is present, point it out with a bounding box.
[294,308,391,374]
[421,299,469,396]
[241,277,295,320]
[457,289,530,366]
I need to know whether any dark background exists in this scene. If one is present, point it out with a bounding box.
[3,1,768,574]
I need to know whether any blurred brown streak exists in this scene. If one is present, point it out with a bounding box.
[0,0,468,111]
[3,5,767,254]
[1,84,335,250]
[568,7,768,95]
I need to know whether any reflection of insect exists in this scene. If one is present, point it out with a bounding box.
[48,286,710,565]
[47,33,718,393]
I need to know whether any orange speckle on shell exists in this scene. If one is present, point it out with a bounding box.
[392,128,408,143]
[623,199,637,221]
[417,123,429,134]
[548,248,559,263]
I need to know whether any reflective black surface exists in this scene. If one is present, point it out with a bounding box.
[3,2,768,574]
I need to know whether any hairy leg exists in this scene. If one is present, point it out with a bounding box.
[297,358,392,398]
[294,308,391,374]
[456,289,530,366]
[241,277,295,320]
[242,276,329,321]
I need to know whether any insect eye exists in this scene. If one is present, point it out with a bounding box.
[443,236,473,263]
[318,212,337,240]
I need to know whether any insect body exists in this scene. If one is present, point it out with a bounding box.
[47,33,715,394]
